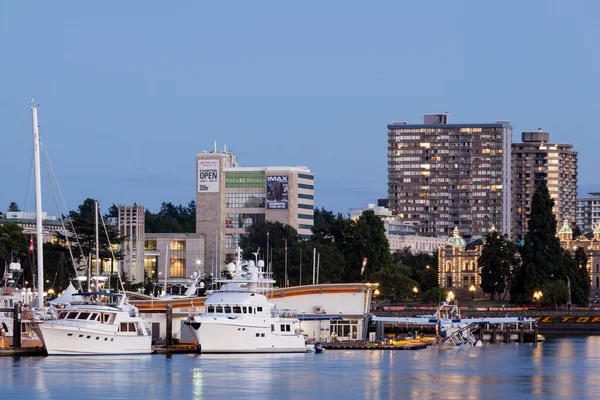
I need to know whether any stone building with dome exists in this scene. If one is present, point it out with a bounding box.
[438,227,487,298]
[557,220,600,299]
[438,221,600,300]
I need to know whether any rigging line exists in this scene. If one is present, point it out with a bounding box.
[51,253,63,289]
[40,138,84,291]
[97,202,126,295]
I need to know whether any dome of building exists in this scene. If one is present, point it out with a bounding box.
[558,220,572,235]
[446,227,466,248]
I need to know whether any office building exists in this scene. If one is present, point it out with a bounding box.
[387,113,512,240]
[196,146,314,272]
[349,203,446,254]
[577,193,600,234]
[512,130,578,242]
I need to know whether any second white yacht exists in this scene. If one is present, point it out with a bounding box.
[185,250,306,353]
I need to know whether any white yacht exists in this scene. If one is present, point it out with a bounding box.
[185,250,306,353]
[35,292,152,355]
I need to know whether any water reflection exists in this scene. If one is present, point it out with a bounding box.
[3,339,600,399]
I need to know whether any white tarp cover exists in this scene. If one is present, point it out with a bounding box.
[49,282,78,304]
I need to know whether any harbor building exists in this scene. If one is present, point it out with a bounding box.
[577,193,600,234]
[387,113,512,240]
[115,205,205,285]
[196,146,314,274]
[349,203,446,254]
[118,205,146,283]
[0,211,67,241]
[512,130,578,243]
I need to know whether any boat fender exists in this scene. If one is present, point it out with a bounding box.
[314,342,324,353]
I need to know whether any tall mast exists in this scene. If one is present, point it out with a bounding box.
[95,200,100,290]
[31,103,44,309]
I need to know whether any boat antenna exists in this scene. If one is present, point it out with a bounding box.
[252,248,260,264]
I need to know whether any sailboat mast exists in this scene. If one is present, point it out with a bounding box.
[32,104,44,310]
[95,200,100,290]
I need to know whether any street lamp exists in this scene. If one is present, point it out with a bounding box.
[374,289,380,296]
[469,284,476,300]
[412,286,419,302]
[447,291,455,302]
[425,265,430,270]
[533,291,543,306]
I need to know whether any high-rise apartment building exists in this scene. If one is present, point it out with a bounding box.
[196,146,314,273]
[387,114,512,239]
[577,193,600,233]
[512,130,578,242]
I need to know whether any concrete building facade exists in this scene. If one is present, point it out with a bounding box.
[512,130,578,243]
[196,147,314,274]
[577,193,600,234]
[143,233,204,294]
[118,205,145,283]
[387,113,512,240]
[349,203,446,254]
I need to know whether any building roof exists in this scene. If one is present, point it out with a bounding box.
[446,227,466,248]
[558,220,572,235]
[388,123,510,130]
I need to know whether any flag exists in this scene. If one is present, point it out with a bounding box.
[29,236,34,254]
[360,257,368,276]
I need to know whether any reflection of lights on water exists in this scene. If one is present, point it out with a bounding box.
[192,368,203,398]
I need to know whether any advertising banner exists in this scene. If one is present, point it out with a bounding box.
[197,159,220,193]
[266,175,289,209]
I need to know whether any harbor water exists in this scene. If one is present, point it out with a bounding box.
[2,336,600,399]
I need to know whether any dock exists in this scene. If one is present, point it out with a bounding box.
[0,347,46,357]
[323,340,433,351]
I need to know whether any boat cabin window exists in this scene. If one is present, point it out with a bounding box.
[257,307,263,312]
[120,322,138,332]
[103,314,111,323]
[66,312,79,319]
[216,306,223,313]
[78,312,91,320]
[207,306,215,313]
[224,306,232,314]
[242,307,247,313]
[90,313,99,321]
[271,324,274,332]
[280,324,290,332]
[233,306,242,314]
[58,312,67,319]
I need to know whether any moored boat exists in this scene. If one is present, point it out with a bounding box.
[34,292,152,355]
[185,249,306,353]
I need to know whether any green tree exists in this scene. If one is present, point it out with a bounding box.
[542,280,569,310]
[104,204,119,219]
[510,184,566,304]
[145,201,196,233]
[569,246,590,306]
[572,225,583,239]
[0,223,31,284]
[393,247,439,292]
[8,202,20,212]
[478,229,517,300]
[57,198,125,285]
[372,264,418,302]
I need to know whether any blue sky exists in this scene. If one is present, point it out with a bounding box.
[1,1,599,216]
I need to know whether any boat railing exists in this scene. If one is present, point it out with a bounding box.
[272,308,298,318]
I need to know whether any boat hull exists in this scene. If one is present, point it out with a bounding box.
[36,324,152,355]
[187,319,306,354]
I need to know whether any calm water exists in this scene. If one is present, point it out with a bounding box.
[2,337,600,399]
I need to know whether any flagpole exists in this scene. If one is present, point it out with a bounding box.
[266,231,270,278]
[284,239,288,288]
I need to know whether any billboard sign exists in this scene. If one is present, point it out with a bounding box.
[197,159,220,193]
[266,175,289,209]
